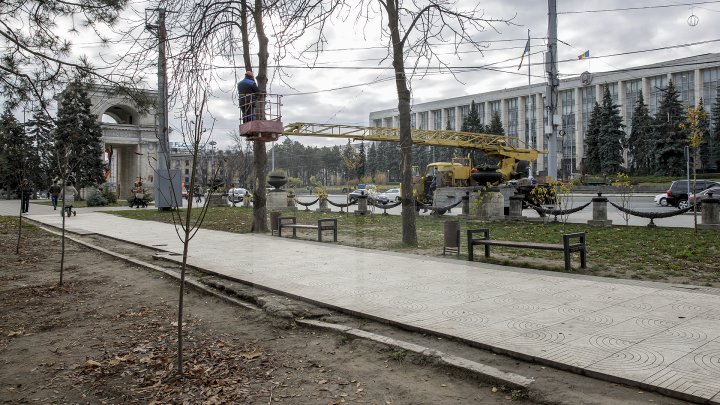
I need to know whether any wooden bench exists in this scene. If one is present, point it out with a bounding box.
[278,216,338,242]
[467,228,586,272]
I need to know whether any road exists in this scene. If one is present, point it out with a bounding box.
[286,193,701,228]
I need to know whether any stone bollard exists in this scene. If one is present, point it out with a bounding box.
[461,192,470,216]
[286,192,297,211]
[699,194,720,230]
[508,194,525,219]
[587,193,612,226]
[443,220,460,255]
[355,195,370,215]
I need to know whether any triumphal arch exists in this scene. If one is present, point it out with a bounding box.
[88,85,159,199]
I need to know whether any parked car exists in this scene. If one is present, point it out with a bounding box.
[348,188,385,204]
[379,188,401,202]
[666,179,720,209]
[654,194,668,207]
[228,187,248,203]
[689,186,720,210]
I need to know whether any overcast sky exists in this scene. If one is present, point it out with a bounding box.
[78,1,720,149]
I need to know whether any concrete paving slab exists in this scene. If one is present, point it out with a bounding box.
[5,200,720,403]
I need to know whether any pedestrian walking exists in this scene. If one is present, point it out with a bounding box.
[19,178,33,216]
[132,180,146,208]
[48,180,62,210]
[62,181,78,217]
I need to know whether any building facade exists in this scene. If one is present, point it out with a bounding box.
[369,53,720,177]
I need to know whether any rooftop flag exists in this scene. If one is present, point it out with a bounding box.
[578,50,590,60]
[517,39,530,70]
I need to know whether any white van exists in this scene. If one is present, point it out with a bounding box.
[228,187,248,203]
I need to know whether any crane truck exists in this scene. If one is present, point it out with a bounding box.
[282,123,553,213]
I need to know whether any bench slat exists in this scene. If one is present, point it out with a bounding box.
[470,240,564,251]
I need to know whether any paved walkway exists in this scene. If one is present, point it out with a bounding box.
[4,200,720,403]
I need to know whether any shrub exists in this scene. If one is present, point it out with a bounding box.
[101,187,117,204]
[86,191,109,207]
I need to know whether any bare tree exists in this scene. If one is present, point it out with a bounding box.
[162,76,224,375]
[357,1,513,245]
[115,0,341,232]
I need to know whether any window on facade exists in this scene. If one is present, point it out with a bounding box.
[445,108,455,130]
[604,82,619,105]
[476,102,486,125]
[419,112,429,130]
[373,119,382,127]
[624,80,641,133]
[560,90,576,173]
[432,110,442,130]
[185,168,189,175]
[673,71,695,108]
[703,68,720,122]
[489,100,501,115]
[581,87,596,136]
[410,113,416,129]
[648,75,667,116]
[524,96,537,148]
[185,160,189,166]
[460,105,470,124]
[507,98,518,142]
[383,117,393,127]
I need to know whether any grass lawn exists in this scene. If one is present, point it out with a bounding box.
[109,206,720,287]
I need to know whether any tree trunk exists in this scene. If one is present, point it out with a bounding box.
[386,0,417,246]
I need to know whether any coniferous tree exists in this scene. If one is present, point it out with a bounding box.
[357,141,366,178]
[26,108,55,190]
[627,91,654,175]
[487,111,505,135]
[598,86,626,175]
[652,80,688,176]
[52,74,105,189]
[583,102,602,175]
[0,105,31,193]
[366,142,378,180]
[461,101,485,133]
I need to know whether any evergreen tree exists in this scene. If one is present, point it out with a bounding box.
[366,142,378,180]
[461,100,486,165]
[627,91,654,175]
[0,105,32,192]
[461,101,485,133]
[598,86,626,175]
[652,80,688,176]
[487,111,505,135]
[52,74,105,188]
[583,102,602,174]
[357,141,366,178]
[26,108,55,190]
[707,85,720,172]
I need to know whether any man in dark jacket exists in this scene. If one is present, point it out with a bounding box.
[237,71,259,123]
[19,178,33,216]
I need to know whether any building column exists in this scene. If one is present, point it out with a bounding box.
[519,96,527,147]
[695,69,703,106]
[500,100,508,135]
[441,108,448,130]
[455,106,462,131]
[484,101,491,125]
[574,88,583,171]
[617,80,626,121]
[535,94,545,173]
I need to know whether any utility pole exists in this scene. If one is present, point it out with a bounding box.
[147,8,175,209]
[545,0,559,179]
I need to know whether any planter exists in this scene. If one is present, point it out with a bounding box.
[267,175,287,191]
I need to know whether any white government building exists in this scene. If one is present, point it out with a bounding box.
[369,53,720,177]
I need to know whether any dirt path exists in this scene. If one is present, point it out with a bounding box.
[0,218,688,404]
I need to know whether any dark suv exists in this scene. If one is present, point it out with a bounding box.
[666,179,720,209]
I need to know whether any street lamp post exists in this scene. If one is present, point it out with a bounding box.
[209,140,217,185]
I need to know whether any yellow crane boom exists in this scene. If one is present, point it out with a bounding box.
[282,122,542,162]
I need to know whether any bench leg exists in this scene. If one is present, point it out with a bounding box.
[318,228,322,242]
[292,227,296,237]
[467,231,474,261]
[564,250,571,272]
[278,226,282,237]
[580,247,587,269]
[333,226,337,242]
[485,244,490,258]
